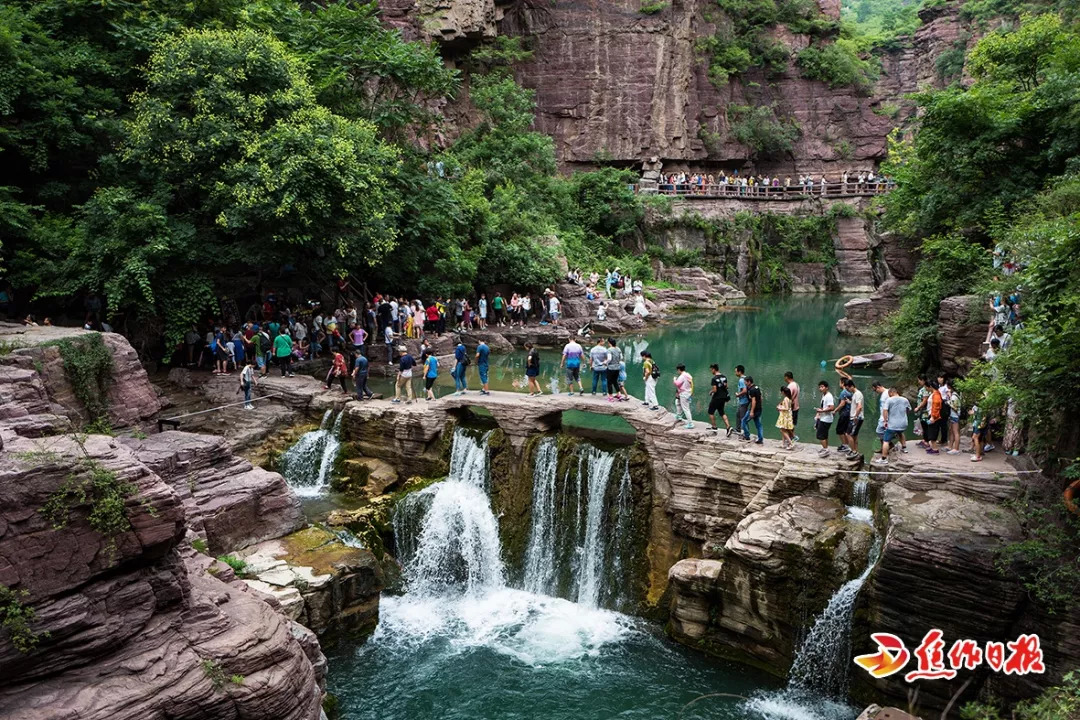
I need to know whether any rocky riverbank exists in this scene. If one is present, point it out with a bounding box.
[0,326,376,719]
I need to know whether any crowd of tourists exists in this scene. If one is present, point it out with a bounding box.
[654,169,893,197]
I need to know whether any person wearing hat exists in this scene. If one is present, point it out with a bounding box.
[393,344,416,403]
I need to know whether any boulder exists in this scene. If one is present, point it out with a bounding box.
[669,496,873,670]
[836,279,904,335]
[239,527,384,637]
[122,431,304,555]
[937,294,990,373]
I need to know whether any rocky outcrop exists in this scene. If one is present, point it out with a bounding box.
[0,324,163,430]
[0,331,326,720]
[122,431,305,555]
[239,527,384,637]
[937,294,989,372]
[417,0,498,46]
[854,484,1024,710]
[0,432,323,720]
[836,279,904,336]
[669,496,873,671]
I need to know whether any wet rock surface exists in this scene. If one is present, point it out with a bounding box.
[669,496,872,671]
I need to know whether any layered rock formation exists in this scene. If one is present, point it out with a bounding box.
[936,294,990,372]
[669,496,872,670]
[0,330,327,720]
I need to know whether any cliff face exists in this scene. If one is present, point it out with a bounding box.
[380,0,965,172]
[0,328,324,720]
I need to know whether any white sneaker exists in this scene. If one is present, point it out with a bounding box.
[872,457,888,465]
[243,404,254,410]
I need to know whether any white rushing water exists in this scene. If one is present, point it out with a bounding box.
[387,429,640,669]
[744,487,880,720]
[279,410,343,497]
[576,445,618,607]
[523,437,560,595]
[395,428,504,596]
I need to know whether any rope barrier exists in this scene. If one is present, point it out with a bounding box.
[818,467,1041,477]
[157,392,287,432]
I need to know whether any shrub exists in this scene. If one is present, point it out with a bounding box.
[41,458,141,559]
[0,585,46,653]
[727,105,801,155]
[797,39,880,93]
[44,334,114,423]
[640,1,669,14]
[216,555,249,576]
[888,235,992,370]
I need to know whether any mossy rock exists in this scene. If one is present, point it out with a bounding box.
[279,527,373,577]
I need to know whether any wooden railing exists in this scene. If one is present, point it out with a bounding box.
[634,182,892,199]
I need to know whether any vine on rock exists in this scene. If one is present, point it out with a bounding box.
[44,333,114,426]
[40,458,141,559]
[0,585,47,654]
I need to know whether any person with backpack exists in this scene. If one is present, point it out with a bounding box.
[742,376,764,444]
[453,340,469,395]
[475,340,491,396]
[561,338,585,395]
[324,350,349,393]
[707,364,732,436]
[673,364,695,430]
[641,351,659,410]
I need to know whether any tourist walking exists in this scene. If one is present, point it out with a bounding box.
[493,292,505,326]
[784,371,800,441]
[814,381,835,456]
[453,341,469,394]
[274,329,294,377]
[393,346,416,404]
[548,292,561,326]
[605,338,627,402]
[674,364,694,430]
[642,351,660,410]
[742,377,764,444]
[476,340,491,395]
[562,338,586,395]
[589,339,610,395]
[843,378,864,455]
[874,388,911,465]
[969,401,989,462]
[423,351,439,401]
[384,323,395,365]
[240,359,257,410]
[478,293,488,330]
[324,350,349,393]
[776,386,795,449]
[707,364,731,435]
[871,380,889,451]
[352,351,373,400]
[525,343,542,396]
[938,373,962,455]
[734,365,749,434]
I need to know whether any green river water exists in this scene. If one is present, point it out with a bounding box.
[324,295,882,720]
[377,294,887,440]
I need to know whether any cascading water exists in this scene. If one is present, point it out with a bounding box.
[393,428,504,596]
[745,487,880,719]
[576,445,618,607]
[522,437,560,595]
[278,410,343,497]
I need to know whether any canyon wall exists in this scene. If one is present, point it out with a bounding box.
[380,0,965,173]
[0,327,327,720]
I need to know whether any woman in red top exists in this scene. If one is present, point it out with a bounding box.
[324,351,349,393]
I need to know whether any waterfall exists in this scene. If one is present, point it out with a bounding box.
[394,428,505,596]
[279,410,343,497]
[609,457,634,609]
[787,535,882,697]
[576,446,618,608]
[744,491,880,719]
[523,437,560,595]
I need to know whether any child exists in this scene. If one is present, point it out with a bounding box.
[776,385,795,449]
[597,302,607,322]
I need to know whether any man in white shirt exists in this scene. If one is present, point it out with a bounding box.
[874,388,912,465]
[814,380,835,457]
[549,294,561,326]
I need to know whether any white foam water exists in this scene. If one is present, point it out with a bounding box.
[279,410,343,497]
